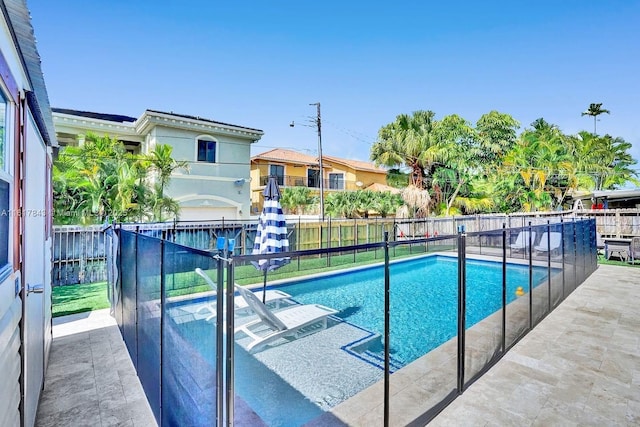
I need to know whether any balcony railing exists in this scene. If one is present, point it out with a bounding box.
[258,174,360,190]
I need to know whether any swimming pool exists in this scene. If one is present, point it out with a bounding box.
[174,254,551,426]
[275,254,549,367]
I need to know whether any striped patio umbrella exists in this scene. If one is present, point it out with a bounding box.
[252,176,290,302]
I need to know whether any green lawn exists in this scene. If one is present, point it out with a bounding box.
[597,254,640,267]
[52,281,110,317]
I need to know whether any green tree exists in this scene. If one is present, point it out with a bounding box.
[371,191,403,218]
[324,190,402,219]
[53,133,133,223]
[430,114,476,216]
[499,119,568,211]
[581,103,610,134]
[371,111,440,189]
[53,136,188,224]
[475,111,520,165]
[147,144,189,221]
[280,187,316,214]
[571,133,638,190]
[325,192,359,218]
[386,168,409,188]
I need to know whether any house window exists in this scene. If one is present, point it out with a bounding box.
[197,139,216,163]
[307,169,319,188]
[269,164,284,186]
[329,173,344,190]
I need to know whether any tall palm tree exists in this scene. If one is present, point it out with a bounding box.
[581,103,610,134]
[371,110,439,189]
[147,144,189,221]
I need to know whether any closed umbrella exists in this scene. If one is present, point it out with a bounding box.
[252,176,290,303]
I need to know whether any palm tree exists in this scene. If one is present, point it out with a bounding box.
[591,135,638,190]
[400,185,431,217]
[386,168,409,188]
[500,119,569,211]
[325,192,358,218]
[147,144,189,221]
[581,103,610,134]
[280,187,315,214]
[371,110,440,189]
[372,192,403,218]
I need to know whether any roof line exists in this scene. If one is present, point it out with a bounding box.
[145,109,263,133]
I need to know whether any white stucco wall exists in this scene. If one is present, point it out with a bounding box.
[149,125,254,220]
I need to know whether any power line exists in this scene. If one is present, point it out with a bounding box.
[323,120,377,146]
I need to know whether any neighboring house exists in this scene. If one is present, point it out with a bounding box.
[53,108,264,221]
[250,148,388,213]
[0,1,57,426]
[569,189,640,210]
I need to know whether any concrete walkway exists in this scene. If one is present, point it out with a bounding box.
[430,264,640,426]
[35,309,156,427]
[35,264,639,426]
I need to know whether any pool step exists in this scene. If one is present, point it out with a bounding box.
[342,332,404,373]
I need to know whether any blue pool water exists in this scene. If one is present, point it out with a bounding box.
[174,254,551,426]
[276,255,549,367]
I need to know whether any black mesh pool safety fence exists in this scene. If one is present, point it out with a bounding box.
[111,217,598,426]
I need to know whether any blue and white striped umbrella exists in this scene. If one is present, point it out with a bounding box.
[252,177,290,301]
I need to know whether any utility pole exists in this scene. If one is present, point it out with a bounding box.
[310,102,324,221]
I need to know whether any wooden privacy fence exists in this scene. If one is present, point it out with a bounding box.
[51,209,640,286]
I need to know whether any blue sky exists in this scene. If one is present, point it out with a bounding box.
[29,0,640,170]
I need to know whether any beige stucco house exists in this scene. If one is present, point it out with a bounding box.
[53,108,263,221]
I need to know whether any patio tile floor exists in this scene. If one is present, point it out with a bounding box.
[35,309,156,427]
[429,264,640,426]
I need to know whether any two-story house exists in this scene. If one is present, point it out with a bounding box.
[250,148,391,214]
[0,1,57,425]
[53,108,263,221]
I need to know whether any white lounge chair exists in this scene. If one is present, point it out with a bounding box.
[510,231,536,251]
[234,285,338,352]
[534,232,562,254]
[194,268,291,320]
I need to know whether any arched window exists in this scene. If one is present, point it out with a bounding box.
[196,136,217,163]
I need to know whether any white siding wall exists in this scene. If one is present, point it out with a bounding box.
[0,281,21,427]
[0,12,22,423]
[0,5,53,426]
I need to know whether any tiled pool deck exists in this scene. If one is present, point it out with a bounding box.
[35,309,156,427]
[36,264,639,426]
